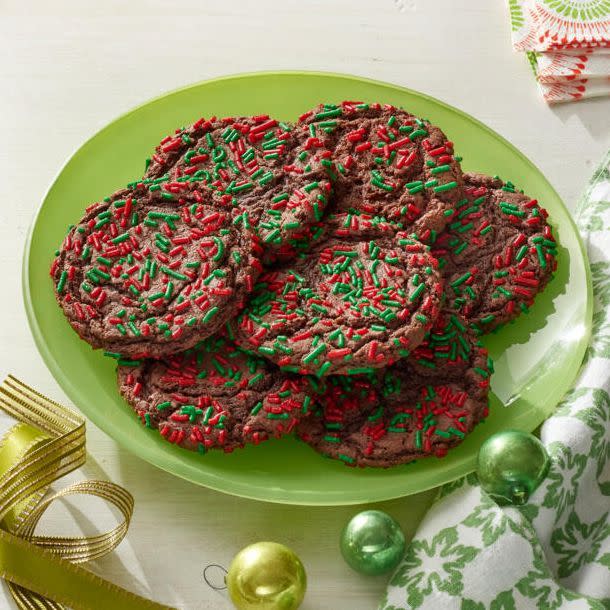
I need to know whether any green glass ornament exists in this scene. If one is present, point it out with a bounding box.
[477,429,550,505]
[226,542,306,610]
[340,510,406,575]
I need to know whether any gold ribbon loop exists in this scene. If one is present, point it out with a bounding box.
[17,480,134,563]
[0,375,176,610]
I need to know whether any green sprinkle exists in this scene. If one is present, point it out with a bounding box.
[264,229,281,243]
[409,129,428,141]
[338,453,355,464]
[451,272,471,288]
[57,271,68,293]
[434,181,458,193]
[304,343,326,364]
[314,108,342,120]
[267,412,289,420]
[310,303,328,314]
[212,237,225,262]
[409,284,425,302]
[250,401,263,415]
[203,406,214,424]
[316,361,332,377]
[127,322,140,336]
[202,307,219,323]
[536,244,547,268]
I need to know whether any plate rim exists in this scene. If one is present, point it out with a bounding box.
[22,70,594,505]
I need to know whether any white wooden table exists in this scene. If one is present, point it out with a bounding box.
[1,1,609,608]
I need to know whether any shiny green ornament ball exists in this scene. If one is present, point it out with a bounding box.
[340,510,406,575]
[477,429,550,505]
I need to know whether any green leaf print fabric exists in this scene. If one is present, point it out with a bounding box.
[381,151,610,610]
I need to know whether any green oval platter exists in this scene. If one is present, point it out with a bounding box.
[23,72,592,505]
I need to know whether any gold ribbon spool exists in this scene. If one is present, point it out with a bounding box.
[0,374,176,610]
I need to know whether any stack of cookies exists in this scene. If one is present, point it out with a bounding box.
[51,102,558,468]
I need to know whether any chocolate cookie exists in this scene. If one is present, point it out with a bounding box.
[298,102,464,234]
[117,335,316,453]
[418,172,558,333]
[142,115,334,261]
[50,183,263,358]
[233,215,443,377]
[297,312,492,468]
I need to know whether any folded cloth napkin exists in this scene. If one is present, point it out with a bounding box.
[536,49,610,82]
[508,0,610,103]
[538,73,610,103]
[529,49,610,103]
[380,150,610,610]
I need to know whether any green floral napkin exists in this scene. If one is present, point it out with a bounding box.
[380,151,610,610]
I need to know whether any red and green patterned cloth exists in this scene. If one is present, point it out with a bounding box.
[380,150,610,609]
[508,0,610,103]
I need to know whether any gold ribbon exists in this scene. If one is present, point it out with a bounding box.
[0,375,176,610]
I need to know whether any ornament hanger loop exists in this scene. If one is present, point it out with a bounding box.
[203,563,228,591]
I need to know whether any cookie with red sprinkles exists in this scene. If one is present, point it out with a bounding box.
[232,214,443,377]
[50,183,263,358]
[142,115,334,261]
[117,335,317,453]
[298,102,464,234]
[297,312,492,468]
[418,172,558,334]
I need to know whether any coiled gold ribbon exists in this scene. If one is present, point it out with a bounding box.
[0,375,176,610]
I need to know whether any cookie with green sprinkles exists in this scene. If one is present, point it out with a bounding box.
[142,114,334,261]
[117,335,317,453]
[233,216,443,377]
[298,102,464,234]
[418,172,558,334]
[297,312,492,468]
[50,183,263,358]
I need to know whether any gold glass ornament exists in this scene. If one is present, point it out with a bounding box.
[226,541,306,610]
